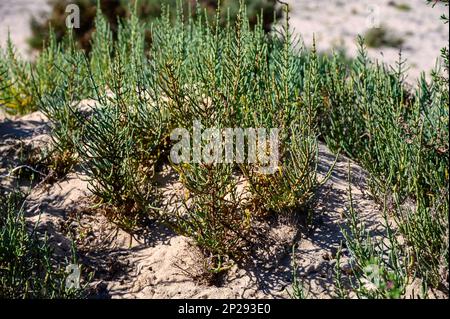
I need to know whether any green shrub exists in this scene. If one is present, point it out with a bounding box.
[337,174,409,299]
[1,0,446,296]
[388,1,412,11]
[74,57,165,230]
[0,31,86,117]
[364,26,404,48]
[33,34,90,179]
[152,3,326,267]
[337,166,448,298]
[397,190,449,289]
[168,163,251,272]
[0,189,85,298]
[29,0,282,52]
[320,24,448,292]
[242,122,325,215]
[74,13,166,229]
[0,40,36,115]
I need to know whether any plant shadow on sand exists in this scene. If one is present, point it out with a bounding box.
[0,114,386,299]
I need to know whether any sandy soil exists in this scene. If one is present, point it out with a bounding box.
[0,110,388,299]
[0,0,49,58]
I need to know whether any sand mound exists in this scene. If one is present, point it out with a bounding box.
[0,111,386,299]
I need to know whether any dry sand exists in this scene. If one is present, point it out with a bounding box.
[0,110,388,299]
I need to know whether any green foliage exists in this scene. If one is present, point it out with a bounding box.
[290,245,309,299]
[29,0,282,52]
[33,33,90,178]
[321,37,448,202]
[0,31,86,117]
[151,3,324,266]
[320,38,448,291]
[317,4,449,291]
[338,170,409,299]
[338,165,448,298]
[364,26,404,49]
[0,39,36,115]
[0,189,85,298]
[397,190,449,288]
[242,122,323,215]
[388,2,412,11]
[75,53,165,230]
[169,163,251,271]
[0,0,447,296]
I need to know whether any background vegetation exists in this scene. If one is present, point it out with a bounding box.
[29,0,282,51]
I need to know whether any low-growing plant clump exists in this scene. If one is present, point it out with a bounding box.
[388,1,412,11]
[363,25,404,48]
[0,188,86,298]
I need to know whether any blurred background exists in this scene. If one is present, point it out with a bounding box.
[0,0,448,81]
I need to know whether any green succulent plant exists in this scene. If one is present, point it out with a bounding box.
[0,0,447,298]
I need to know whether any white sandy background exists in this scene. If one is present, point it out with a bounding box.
[286,0,449,82]
[0,0,49,57]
